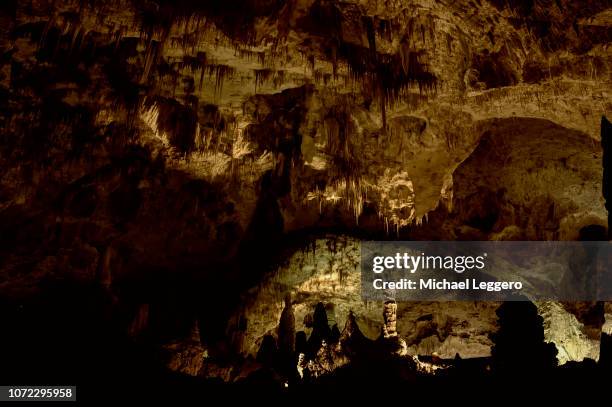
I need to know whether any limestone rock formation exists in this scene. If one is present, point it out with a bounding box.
[338,311,373,359]
[537,301,600,364]
[491,301,558,373]
[277,294,296,356]
[162,320,207,376]
[382,300,398,338]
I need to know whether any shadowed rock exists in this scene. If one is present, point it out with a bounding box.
[256,334,277,367]
[491,301,558,374]
[307,302,332,357]
[339,311,373,359]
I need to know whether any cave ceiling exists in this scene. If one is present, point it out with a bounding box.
[2,0,610,229]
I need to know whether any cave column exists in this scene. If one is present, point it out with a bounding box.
[383,300,398,338]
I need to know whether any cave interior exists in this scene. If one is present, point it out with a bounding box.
[0,0,612,401]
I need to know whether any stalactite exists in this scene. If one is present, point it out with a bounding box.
[273,70,285,88]
[376,17,393,42]
[364,16,377,56]
[180,52,207,72]
[234,47,264,64]
[330,19,437,128]
[257,51,267,66]
[305,54,316,74]
[254,68,274,92]
[203,64,235,97]
[143,96,198,154]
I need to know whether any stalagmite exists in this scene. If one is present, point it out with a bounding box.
[382,300,398,338]
[277,294,295,355]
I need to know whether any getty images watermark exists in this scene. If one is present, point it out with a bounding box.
[361,241,612,301]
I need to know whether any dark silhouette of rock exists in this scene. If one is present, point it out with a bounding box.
[277,294,296,378]
[600,330,612,370]
[339,311,372,359]
[238,171,284,286]
[330,324,341,343]
[491,301,558,374]
[562,225,608,300]
[307,302,331,357]
[295,331,307,355]
[277,294,295,355]
[256,334,278,367]
[303,313,314,328]
[313,302,331,335]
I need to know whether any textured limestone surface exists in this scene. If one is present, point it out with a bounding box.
[239,236,600,363]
